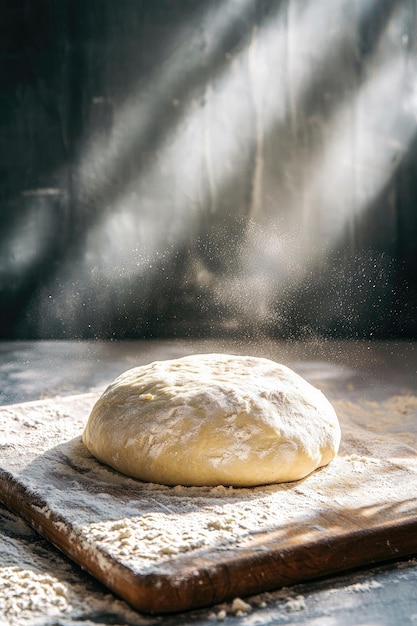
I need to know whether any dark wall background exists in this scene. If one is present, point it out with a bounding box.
[1,0,416,340]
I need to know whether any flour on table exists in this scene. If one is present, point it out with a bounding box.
[0,505,151,626]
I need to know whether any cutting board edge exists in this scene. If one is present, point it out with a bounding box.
[2,467,417,614]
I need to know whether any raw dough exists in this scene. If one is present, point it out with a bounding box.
[82,353,341,487]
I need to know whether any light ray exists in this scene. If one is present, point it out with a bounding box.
[32,0,417,336]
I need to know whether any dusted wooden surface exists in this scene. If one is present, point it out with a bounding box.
[1,385,417,614]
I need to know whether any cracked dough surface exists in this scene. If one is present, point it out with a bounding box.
[82,353,341,486]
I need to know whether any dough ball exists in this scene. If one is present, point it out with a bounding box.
[82,353,341,487]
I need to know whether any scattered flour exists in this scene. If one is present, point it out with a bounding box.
[231,597,252,614]
[333,395,417,449]
[1,566,70,620]
[0,506,152,626]
[284,594,306,612]
[345,580,383,593]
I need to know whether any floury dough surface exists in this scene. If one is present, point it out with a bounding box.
[82,354,341,486]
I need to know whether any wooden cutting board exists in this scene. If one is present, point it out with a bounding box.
[1,393,417,614]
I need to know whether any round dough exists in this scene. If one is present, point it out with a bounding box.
[82,353,341,487]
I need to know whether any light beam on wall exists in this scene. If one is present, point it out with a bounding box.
[32,0,417,337]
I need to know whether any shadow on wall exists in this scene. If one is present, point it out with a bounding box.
[1,0,417,340]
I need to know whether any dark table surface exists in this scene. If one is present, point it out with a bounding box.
[1,338,417,625]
